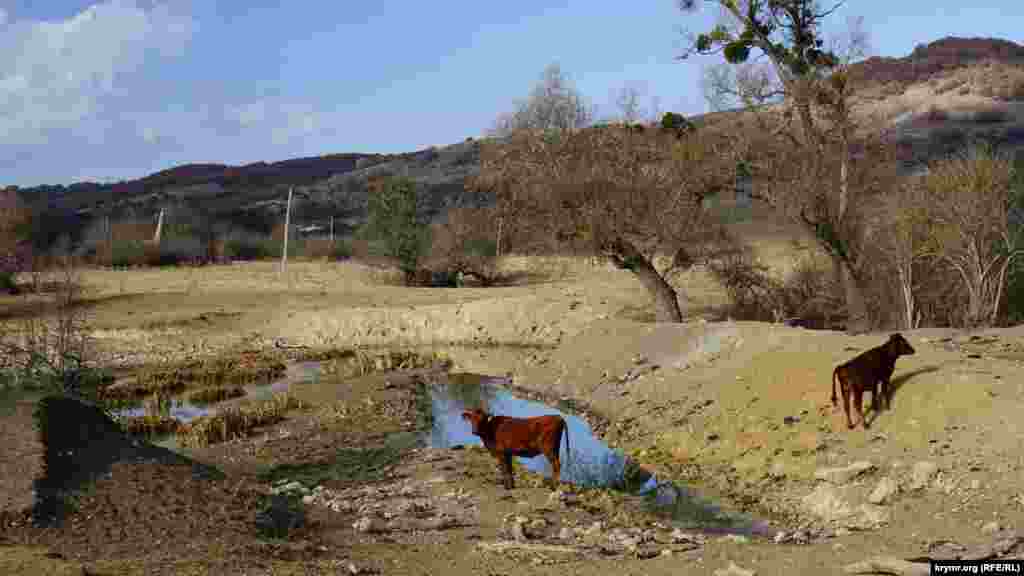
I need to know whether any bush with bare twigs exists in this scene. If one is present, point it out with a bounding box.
[0,257,107,396]
[913,146,1023,327]
[0,188,32,293]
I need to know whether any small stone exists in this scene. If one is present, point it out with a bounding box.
[814,461,876,485]
[868,477,900,505]
[352,517,386,534]
[558,527,575,540]
[909,461,939,490]
[714,561,757,576]
[982,521,1002,534]
[660,549,674,557]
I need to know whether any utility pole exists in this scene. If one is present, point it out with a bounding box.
[281,187,293,275]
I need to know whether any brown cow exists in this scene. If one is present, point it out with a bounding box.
[831,333,916,430]
[461,408,570,490]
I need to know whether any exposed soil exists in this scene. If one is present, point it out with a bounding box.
[3,242,1024,574]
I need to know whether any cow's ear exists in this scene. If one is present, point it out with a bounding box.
[461,411,471,422]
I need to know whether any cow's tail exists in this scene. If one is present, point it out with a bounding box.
[562,419,571,482]
[831,366,840,406]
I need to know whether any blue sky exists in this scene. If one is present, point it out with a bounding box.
[0,0,1021,187]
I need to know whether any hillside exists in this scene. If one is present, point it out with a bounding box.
[9,36,1024,248]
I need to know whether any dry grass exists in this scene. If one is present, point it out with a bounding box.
[186,386,246,405]
[117,413,181,437]
[320,349,452,379]
[99,355,286,400]
[177,392,310,448]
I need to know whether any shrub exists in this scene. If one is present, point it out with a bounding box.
[660,112,693,139]
[299,237,351,261]
[361,176,431,284]
[223,230,279,261]
[109,239,147,268]
[707,248,843,327]
[158,235,207,266]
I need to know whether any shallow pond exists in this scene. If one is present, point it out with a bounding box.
[425,372,776,536]
[108,359,775,536]
[111,361,323,424]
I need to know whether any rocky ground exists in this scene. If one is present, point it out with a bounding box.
[3,255,1024,575]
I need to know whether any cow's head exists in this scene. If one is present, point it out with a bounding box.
[887,333,916,356]
[461,408,491,436]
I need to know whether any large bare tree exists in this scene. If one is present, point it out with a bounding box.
[475,122,736,322]
[679,0,886,333]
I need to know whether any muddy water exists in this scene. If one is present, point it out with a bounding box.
[425,372,776,536]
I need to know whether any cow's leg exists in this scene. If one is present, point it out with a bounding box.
[501,451,515,489]
[548,452,561,489]
[881,377,892,410]
[853,386,868,429]
[841,381,854,429]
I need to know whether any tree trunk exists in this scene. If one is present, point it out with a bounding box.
[835,139,871,334]
[603,238,683,323]
[836,255,870,333]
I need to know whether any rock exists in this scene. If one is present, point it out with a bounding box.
[909,461,939,490]
[802,485,856,523]
[670,528,704,544]
[270,480,309,496]
[528,518,548,531]
[714,561,757,576]
[660,549,674,557]
[558,527,575,540]
[509,521,530,541]
[868,477,900,504]
[352,517,387,534]
[422,515,458,530]
[982,521,1002,534]
[814,461,876,485]
[774,531,789,544]
[852,504,891,529]
[768,462,787,480]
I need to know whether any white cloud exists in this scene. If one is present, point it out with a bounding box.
[227,100,267,128]
[0,1,195,145]
[230,99,328,145]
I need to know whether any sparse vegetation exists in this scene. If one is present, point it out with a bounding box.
[100,355,287,400]
[0,256,109,396]
[177,392,310,448]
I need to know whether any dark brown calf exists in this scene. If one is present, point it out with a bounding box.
[461,409,570,490]
[831,333,916,430]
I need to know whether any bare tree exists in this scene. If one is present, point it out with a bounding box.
[613,83,645,125]
[490,63,595,136]
[680,0,886,333]
[917,147,1023,327]
[475,122,737,322]
[871,180,932,330]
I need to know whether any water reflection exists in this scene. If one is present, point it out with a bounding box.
[111,361,322,424]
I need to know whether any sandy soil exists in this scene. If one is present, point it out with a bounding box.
[3,217,1024,574]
